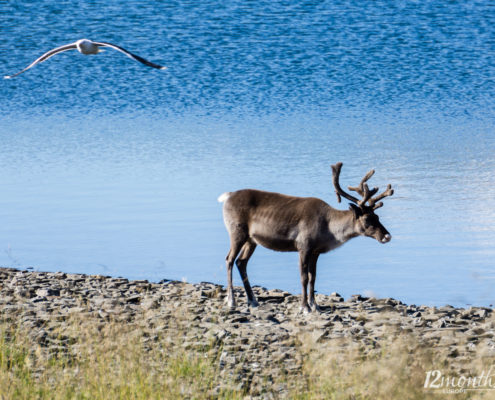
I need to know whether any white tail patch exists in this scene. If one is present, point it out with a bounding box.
[217,192,231,203]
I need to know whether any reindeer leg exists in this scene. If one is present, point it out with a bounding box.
[225,237,246,309]
[298,250,311,313]
[235,240,258,307]
[308,253,321,312]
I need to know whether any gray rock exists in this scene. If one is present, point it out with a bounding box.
[0,266,490,398]
[35,288,60,297]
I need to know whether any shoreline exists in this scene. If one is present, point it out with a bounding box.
[1,266,494,397]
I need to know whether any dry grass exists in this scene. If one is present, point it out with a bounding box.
[293,331,493,400]
[1,311,493,399]
[0,316,242,400]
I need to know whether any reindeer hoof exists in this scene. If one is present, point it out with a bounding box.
[309,302,321,313]
[224,296,236,309]
[299,305,312,314]
[248,299,259,308]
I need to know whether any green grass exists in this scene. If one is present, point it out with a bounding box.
[0,314,491,399]
[0,319,243,400]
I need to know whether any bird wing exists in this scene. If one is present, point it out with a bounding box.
[93,42,166,70]
[4,42,78,79]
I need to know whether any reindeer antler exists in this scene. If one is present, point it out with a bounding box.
[348,168,379,206]
[331,162,393,209]
[368,184,394,210]
[331,162,359,204]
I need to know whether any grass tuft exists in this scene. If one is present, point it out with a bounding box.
[0,318,242,400]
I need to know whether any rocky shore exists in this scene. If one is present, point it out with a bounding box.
[1,266,494,397]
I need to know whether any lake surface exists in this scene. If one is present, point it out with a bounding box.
[1,0,494,307]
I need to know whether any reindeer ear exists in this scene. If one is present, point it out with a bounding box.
[349,203,362,218]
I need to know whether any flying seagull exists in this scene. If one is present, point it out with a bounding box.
[4,38,166,79]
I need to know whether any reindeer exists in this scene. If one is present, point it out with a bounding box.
[218,162,394,313]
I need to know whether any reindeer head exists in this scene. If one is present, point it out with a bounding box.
[331,162,394,244]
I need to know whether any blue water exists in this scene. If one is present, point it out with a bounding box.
[1,1,494,307]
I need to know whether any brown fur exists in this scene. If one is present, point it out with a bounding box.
[219,163,393,312]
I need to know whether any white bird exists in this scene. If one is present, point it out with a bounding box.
[4,38,167,79]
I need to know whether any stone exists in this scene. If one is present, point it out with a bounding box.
[433,319,447,329]
[141,298,159,310]
[0,266,490,398]
[126,295,141,304]
[349,294,368,302]
[35,288,60,297]
[423,314,441,322]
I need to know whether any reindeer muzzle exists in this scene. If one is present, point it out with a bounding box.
[381,233,392,243]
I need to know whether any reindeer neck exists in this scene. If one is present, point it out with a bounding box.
[327,208,359,243]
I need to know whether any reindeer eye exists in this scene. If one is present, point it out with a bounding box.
[364,215,378,224]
